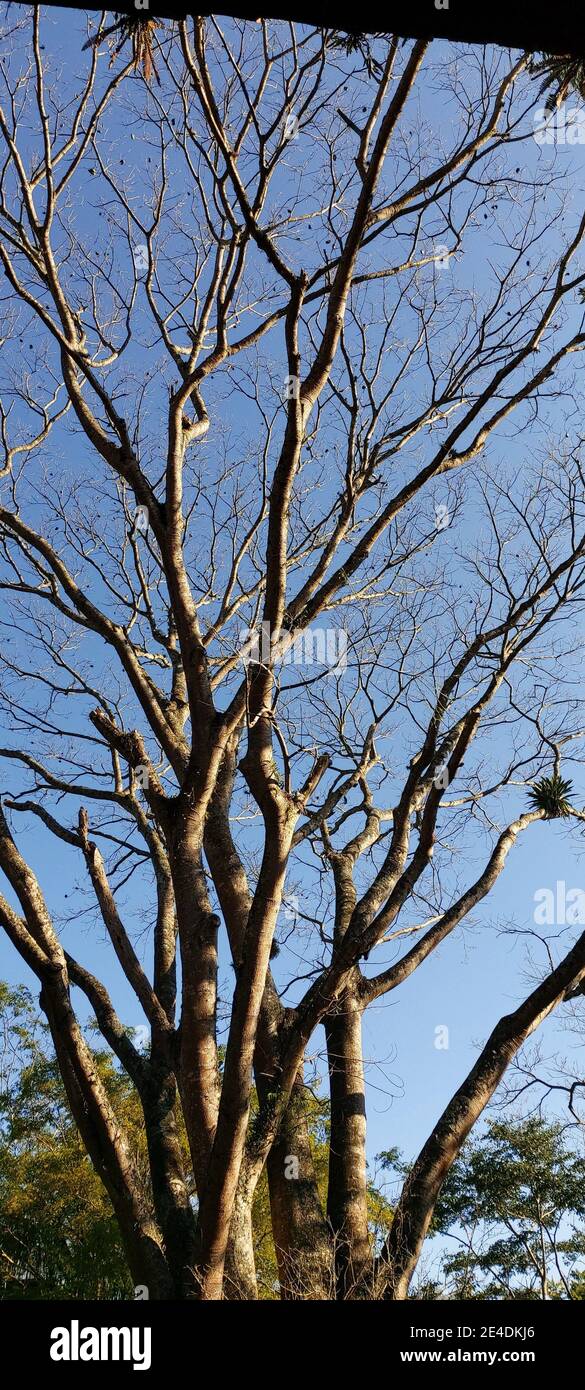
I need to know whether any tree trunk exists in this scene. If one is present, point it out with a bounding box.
[142,1055,199,1298]
[204,742,332,1297]
[263,1073,332,1299]
[325,983,371,1298]
[42,982,174,1300]
[224,1183,259,1300]
[166,803,220,1185]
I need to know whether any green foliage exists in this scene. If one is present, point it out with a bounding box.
[527,53,585,111]
[325,31,394,78]
[527,771,573,817]
[0,983,134,1299]
[431,1116,585,1299]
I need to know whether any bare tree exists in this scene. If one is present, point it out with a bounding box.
[1,9,585,1299]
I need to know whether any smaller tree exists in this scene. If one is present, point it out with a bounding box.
[430,1117,585,1300]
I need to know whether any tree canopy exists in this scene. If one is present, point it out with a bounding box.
[429,1117,585,1300]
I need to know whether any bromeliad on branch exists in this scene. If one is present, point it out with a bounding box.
[84,12,164,82]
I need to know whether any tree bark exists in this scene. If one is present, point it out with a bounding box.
[204,742,332,1297]
[325,982,370,1299]
[263,1073,332,1299]
[166,802,221,1187]
[142,1054,199,1298]
[224,1182,259,1300]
